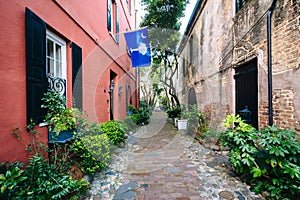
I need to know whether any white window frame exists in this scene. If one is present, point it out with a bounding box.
[46,30,67,80]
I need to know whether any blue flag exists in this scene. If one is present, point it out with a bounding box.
[124,28,151,67]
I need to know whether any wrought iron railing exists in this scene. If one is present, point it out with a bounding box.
[47,75,66,98]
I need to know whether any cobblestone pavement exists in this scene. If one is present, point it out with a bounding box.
[88,110,263,200]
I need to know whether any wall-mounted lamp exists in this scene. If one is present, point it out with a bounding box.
[118,85,123,95]
[108,80,114,93]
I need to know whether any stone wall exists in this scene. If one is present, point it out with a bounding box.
[178,0,300,134]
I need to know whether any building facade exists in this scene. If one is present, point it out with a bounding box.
[0,0,138,162]
[178,0,300,133]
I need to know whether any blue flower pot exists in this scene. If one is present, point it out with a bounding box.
[48,129,76,144]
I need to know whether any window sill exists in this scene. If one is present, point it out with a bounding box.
[39,122,49,127]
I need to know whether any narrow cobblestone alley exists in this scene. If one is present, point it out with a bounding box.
[88,110,263,200]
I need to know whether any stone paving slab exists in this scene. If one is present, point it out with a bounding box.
[87,110,263,200]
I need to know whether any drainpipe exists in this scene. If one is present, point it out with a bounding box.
[267,0,278,126]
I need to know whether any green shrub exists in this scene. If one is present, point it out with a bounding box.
[221,114,300,199]
[128,104,136,113]
[114,120,130,134]
[166,105,181,119]
[221,114,258,173]
[123,116,138,130]
[134,101,152,125]
[129,114,139,125]
[71,134,111,175]
[100,120,125,145]
[83,122,102,136]
[0,162,26,199]
[0,155,88,199]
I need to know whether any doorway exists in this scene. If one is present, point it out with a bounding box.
[109,70,117,120]
[234,59,258,128]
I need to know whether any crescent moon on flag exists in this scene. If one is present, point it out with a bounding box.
[141,33,147,39]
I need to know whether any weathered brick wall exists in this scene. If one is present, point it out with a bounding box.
[273,88,300,132]
[232,0,300,134]
[178,0,300,134]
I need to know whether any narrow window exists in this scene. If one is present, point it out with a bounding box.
[46,30,66,80]
[107,0,119,42]
[46,30,67,98]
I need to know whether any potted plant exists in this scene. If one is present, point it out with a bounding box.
[41,89,77,144]
[166,105,181,126]
[177,105,190,130]
[127,104,135,115]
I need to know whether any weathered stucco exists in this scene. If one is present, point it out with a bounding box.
[178,0,300,133]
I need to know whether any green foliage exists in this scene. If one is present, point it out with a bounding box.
[221,114,300,199]
[140,0,188,30]
[0,162,26,199]
[180,105,208,134]
[0,155,88,199]
[71,134,111,175]
[83,122,102,136]
[128,104,136,113]
[159,96,169,110]
[100,120,125,145]
[221,114,258,173]
[12,124,48,157]
[140,1,188,110]
[166,105,181,119]
[134,101,152,125]
[42,89,80,134]
[114,120,130,134]
[41,89,66,122]
[123,116,138,131]
[48,108,77,134]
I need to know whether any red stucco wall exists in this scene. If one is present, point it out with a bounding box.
[0,0,137,162]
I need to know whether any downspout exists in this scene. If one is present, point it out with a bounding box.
[267,0,278,126]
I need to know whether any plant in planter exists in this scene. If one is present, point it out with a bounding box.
[127,104,136,115]
[166,105,181,119]
[41,89,77,143]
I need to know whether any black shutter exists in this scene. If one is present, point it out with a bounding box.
[25,8,47,124]
[71,42,82,110]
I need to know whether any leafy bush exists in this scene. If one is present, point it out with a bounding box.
[0,155,88,199]
[181,105,208,134]
[114,120,130,134]
[82,122,102,136]
[100,120,125,145]
[133,101,152,125]
[128,104,136,113]
[221,114,258,173]
[0,162,26,199]
[159,96,169,110]
[123,116,138,130]
[128,114,139,125]
[42,89,79,134]
[71,134,111,175]
[221,114,300,199]
[41,89,66,122]
[166,105,181,119]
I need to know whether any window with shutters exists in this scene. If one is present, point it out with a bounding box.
[107,0,119,42]
[26,8,81,123]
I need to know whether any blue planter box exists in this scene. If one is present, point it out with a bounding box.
[48,129,76,144]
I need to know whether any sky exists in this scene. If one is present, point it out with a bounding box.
[136,0,198,34]
[179,0,197,34]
